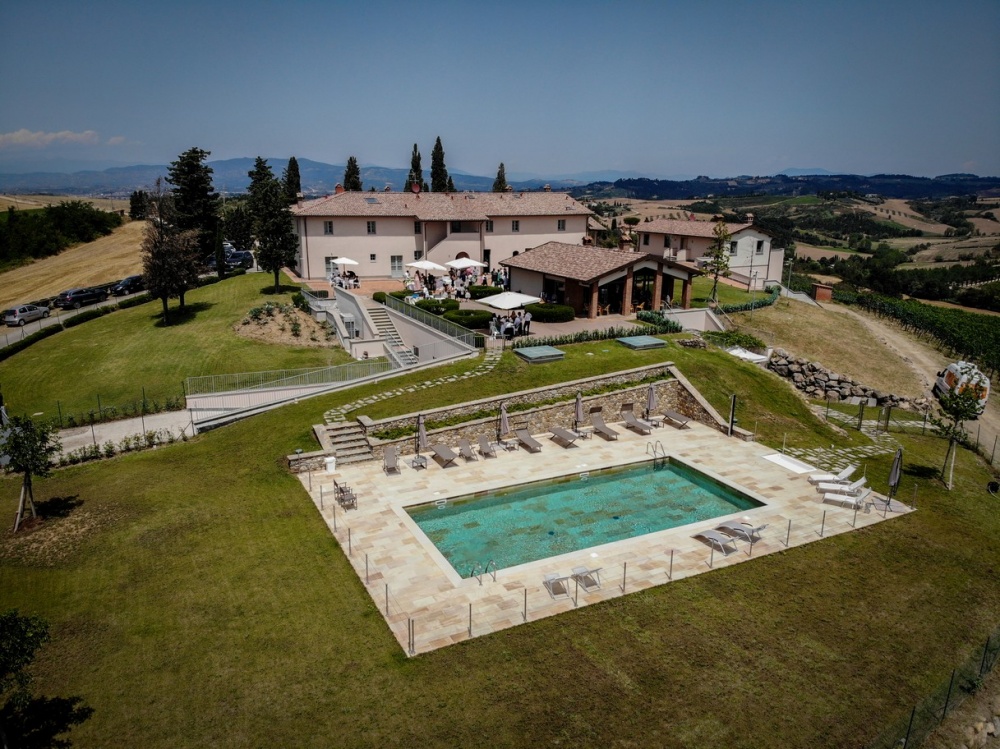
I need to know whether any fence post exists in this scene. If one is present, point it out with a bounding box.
[901,706,917,749]
[941,669,956,723]
[991,435,998,466]
[348,527,351,555]
[709,546,714,569]
[523,588,527,622]
[319,486,324,510]
[56,400,63,428]
[365,554,369,585]
[669,549,674,581]
[385,584,389,616]
[468,603,472,637]
[97,393,103,422]
[785,518,791,547]
[621,561,627,593]
[980,635,992,677]
[820,510,826,538]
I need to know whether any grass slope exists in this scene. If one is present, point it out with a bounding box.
[1,341,998,748]
[0,273,351,419]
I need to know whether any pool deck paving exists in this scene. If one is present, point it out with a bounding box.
[297,420,912,656]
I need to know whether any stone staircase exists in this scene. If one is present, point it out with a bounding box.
[366,304,419,365]
[327,422,373,466]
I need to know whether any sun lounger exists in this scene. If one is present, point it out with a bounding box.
[815,477,866,495]
[543,573,571,599]
[808,464,857,485]
[477,435,497,458]
[716,520,768,543]
[662,409,691,429]
[549,426,581,447]
[589,407,619,441]
[458,438,477,462]
[694,529,738,555]
[620,403,653,435]
[571,566,602,591]
[823,487,873,510]
[383,445,399,474]
[430,444,458,467]
[515,428,543,453]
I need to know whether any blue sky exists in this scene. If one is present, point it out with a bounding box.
[1,0,998,178]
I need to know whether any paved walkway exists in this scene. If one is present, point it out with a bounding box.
[57,410,195,457]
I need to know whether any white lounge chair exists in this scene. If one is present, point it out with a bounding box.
[543,573,571,599]
[571,566,602,591]
[815,477,867,495]
[808,464,858,485]
[694,530,738,555]
[716,520,768,543]
[823,487,873,510]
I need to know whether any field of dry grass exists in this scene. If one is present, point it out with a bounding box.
[0,220,145,308]
[728,297,924,397]
[0,193,123,212]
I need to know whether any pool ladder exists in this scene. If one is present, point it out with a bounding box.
[471,559,498,586]
[646,440,667,469]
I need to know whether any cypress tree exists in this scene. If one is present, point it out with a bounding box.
[283,156,301,204]
[343,156,363,191]
[430,136,449,192]
[403,144,423,192]
[492,163,508,192]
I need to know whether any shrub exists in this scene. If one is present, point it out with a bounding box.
[512,325,650,348]
[717,286,780,314]
[291,292,309,312]
[117,293,153,309]
[416,298,460,316]
[63,305,116,328]
[389,290,411,300]
[442,309,492,329]
[704,330,767,352]
[635,310,684,334]
[0,325,61,362]
[524,303,574,323]
[372,291,387,304]
[468,285,504,300]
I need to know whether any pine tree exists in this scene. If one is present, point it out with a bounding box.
[343,156,363,191]
[128,190,148,220]
[492,163,508,192]
[165,147,218,259]
[430,136,449,192]
[403,144,423,193]
[282,156,301,204]
[247,157,299,293]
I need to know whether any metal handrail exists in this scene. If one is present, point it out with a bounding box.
[382,294,483,349]
[484,559,498,583]
[185,359,395,395]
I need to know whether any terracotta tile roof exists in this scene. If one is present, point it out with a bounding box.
[292,191,591,221]
[500,242,672,283]
[639,218,754,238]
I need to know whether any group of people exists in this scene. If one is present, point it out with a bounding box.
[404,266,511,301]
[330,269,359,289]
[491,310,532,339]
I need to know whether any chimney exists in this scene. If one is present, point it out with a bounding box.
[334,183,345,195]
[543,184,551,192]
[746,212,755,223]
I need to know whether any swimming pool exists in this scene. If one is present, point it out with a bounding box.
[406,458,763,577]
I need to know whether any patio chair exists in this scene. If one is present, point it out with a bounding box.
[571,566,602,591]
[661,409,691,429]
[620,403,652,435]
[514,428,543,453]
[543,573,571,599]
[430,444,458,467]
[715,520,768,543]
[823,487,873,510]
[477,435,497,459]
[549,426,581,447]
[383,445,400,474]
[333,479,357,510]
[693,529,739,556]
[807,464,857,485]
[589,406,619,441]
[458,438,478,462]
[815,477,866,496]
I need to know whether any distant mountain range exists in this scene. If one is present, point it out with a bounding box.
[0,157,996,200]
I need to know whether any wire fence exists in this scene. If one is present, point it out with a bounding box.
[8,389,186,430]
[866,624,1000,749]
[184,359,394,396]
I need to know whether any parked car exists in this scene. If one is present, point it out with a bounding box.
[3,303,50,327]
[54,287,108,310]
[227,250,254,269]
[111,275,145,296]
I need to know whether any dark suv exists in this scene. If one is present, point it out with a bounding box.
[227,251,254,269]
[111,275,144,296]
[54,287,108,309]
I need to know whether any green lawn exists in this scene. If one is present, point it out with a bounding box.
[689,276,756,307]
[2,339,999,747]
[0,273,351,422]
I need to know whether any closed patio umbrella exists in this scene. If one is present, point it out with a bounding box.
[646,383,658,419]
[887,447,903,500]
[498,402,510,442]
[574,392,584,430]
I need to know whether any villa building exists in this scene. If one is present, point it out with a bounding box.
[636,216,782,290]
[291,188,591,280]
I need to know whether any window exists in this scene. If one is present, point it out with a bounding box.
[485,220,494,233]
[483,248,491,267]
[367,221,377,235]
[369,254,377,263]
[414,249,424,260]
[557,219,566,231]
[642,233,650,246]
[450,221,461,233]
[664,236,671,249]
[756,240,765,255]
[511,220,520,232]
[390,255,403,277]
[414,221,421,234]
[323,221,333,235]
[729,241,738,255]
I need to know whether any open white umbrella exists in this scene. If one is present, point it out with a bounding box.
[446,257,487,269]
[331,256,358,266]
[478,291,542,310]
[406,259,447,272]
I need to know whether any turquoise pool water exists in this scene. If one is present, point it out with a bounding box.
[407,459,762,577]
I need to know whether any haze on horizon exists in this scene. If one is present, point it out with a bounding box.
[1,0,998,179]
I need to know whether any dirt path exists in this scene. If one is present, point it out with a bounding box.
[827,303,1000,465]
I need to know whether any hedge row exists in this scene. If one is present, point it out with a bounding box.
[717,286,780,314]
[0,325,61,363]
[635,310,684,334]
[524,303,575,323]
[513,325,661,348]
[442,309,493,329]
[468,285,504,300]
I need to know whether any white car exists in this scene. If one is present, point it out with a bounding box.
[3,303,50,327]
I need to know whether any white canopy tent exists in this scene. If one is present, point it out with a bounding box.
[477,291,542,310]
